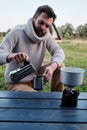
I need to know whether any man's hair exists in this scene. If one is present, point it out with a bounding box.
[34,5,57,22]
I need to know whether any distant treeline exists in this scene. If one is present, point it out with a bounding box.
[0,23,87,40]
[58,23,87,39]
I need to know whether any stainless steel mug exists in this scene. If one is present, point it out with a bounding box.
[33,75,44,90]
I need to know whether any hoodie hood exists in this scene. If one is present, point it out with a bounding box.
[24,19,50,43]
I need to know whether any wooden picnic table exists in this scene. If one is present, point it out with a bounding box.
[0,91,87,130]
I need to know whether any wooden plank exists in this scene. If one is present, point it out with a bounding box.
[0,98,87,109]
[0,91,87,99]
[0,98,61,109]
[0,123,87,130]
[0,109,87,123]
[0,91,62,99]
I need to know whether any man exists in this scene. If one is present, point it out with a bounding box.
[0,5,65,92]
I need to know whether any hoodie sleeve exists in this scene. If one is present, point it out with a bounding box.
[46,33,65,66]
[0,30,18,65]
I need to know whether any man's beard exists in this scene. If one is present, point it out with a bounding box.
[35,28,46,37]
[33,22,46,37]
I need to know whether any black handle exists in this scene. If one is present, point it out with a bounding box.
[24,60,30,66]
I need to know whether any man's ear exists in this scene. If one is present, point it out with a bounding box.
[32,16,36,22]
[32,15,35,19]
[33,15,38,20]
[32,18,36,22]
[33,15,36,19]
[32,15,36,22]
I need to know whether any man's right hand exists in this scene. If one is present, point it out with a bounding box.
[6,52,29,64]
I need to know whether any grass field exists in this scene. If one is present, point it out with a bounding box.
[0,39,87,91]
[43,39,87,92]
[60,39,87,92]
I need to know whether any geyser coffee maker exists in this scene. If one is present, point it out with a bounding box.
[60,67,85,107]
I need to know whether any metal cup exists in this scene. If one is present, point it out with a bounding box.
[33,75,44,90]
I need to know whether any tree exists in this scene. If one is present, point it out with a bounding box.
[60,23,75,39]
[76,24,87,39]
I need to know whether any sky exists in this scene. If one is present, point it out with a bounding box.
[0,0,87,32]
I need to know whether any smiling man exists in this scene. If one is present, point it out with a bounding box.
[0,5,65,92]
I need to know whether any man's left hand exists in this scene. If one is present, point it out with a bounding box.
[43,62,58,82]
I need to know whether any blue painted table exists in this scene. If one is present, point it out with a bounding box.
[0,91,87,130]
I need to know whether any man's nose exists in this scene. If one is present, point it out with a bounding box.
[41,24,47,30]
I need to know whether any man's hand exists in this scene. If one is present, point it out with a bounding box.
[6,52,29,63]
[43,62,58,82]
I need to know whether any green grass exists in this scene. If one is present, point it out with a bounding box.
[0,39,87,92]
[43,39,87,92]
[0,65,6,90]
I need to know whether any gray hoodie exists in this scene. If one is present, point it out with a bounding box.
[0,19,65,83]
